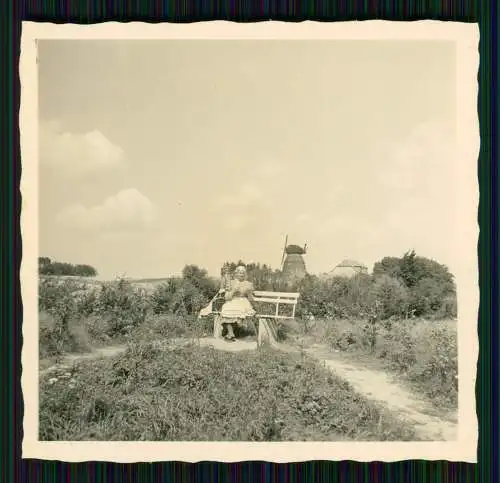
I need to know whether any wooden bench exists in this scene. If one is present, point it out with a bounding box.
[198,290,300,347]
[253,291,300,319]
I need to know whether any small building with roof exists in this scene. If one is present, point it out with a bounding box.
[329,259,368,278]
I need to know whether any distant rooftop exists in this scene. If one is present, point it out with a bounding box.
[336,259,367,269]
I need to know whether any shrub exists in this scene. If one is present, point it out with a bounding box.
[371,275,410,320]
[376,322,418,372]
[404,323,458,405]
[129,314,213,341]
[151,278,207,316]
[374,251,457,319]
[181,265,219,299]
[76,288,100,317]
[39,311,91,359]
[308,318,458,407]
[39,279,91,358]
[434,295,458,320]
[323,320,367,352]
[92,278,152,337]
[295,275,350,319]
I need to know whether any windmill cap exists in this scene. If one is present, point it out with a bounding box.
[285,244,306,255]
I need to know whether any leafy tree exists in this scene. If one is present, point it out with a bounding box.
[372,274,409,319]
[181,264,218,298]
[182,264,208,281]
[398,250,455,292]
[400,250,422,288]
[74,264,98,277]
[38,257,51,270]
[372,251,456,319]
[410,277,450,317]
[372,257,403,280]
[47,262,74,276]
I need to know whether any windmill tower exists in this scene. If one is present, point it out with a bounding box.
[280,235,308,285]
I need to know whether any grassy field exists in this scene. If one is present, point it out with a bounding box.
[39,341,418,441]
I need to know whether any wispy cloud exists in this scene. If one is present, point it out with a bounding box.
[55,188,158,233]
[40,120,124,177]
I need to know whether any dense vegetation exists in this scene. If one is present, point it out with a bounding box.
[220,251,457,321]
[39,250,456,321]
[38,250,457,361]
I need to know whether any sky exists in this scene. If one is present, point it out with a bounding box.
[38,39,458,279]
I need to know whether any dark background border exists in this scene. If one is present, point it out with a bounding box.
[2,1,494,482]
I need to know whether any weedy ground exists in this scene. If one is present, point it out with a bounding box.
[283,317,458,409]
[39,341,418,442]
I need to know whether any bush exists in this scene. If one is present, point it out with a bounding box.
[181,265,219,299]
[376,323,418,372]
[295,275,350,319]
[149,265,218,317]
[374,251,456,319]
[92,278,152,337]
[76,287,100,317]
[305,318,458,407]
[151,278,207,316]
[39,311,91,359]
[39,277,154,353]
[404,323,458,404]
[39,279,92,358]
[372,275,410,320]
[434,295,458,320]
[129,314,213,341]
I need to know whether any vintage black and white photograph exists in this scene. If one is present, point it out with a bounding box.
[21,21,478,462]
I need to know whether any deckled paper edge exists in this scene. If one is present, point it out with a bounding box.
[20,20,479,463]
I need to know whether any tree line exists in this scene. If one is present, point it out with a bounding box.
[39,250,457,320]
[38,257,98,277]
[154,251,457,321]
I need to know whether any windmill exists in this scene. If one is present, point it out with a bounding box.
[279,234,308,284]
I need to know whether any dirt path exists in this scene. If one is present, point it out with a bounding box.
[40,338,258,376]
[299,343,458,441]
[40,337,458,441]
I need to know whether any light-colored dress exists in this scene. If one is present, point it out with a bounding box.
[220,280,256,323]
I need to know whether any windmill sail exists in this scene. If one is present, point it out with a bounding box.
[280,234,288,271]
